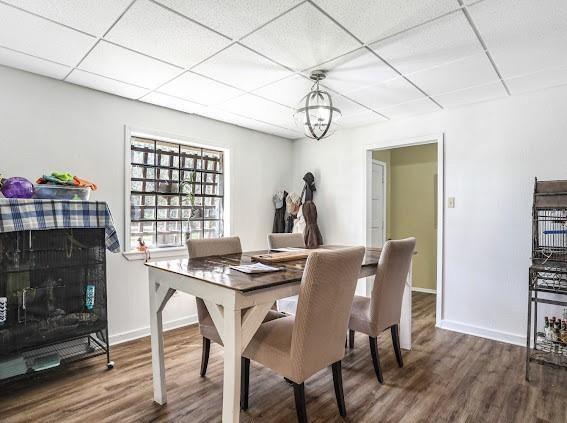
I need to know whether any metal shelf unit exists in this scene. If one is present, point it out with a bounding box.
[526,178,567,381]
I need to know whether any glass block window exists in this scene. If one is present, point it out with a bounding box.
[129,136,224,250]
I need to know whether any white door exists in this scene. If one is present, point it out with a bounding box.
[371,160,386,247]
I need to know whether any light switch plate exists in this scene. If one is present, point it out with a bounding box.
[448,197,455,208]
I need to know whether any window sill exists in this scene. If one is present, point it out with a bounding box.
[122,246,187,261]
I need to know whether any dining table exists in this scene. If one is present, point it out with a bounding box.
[145,245,410,423]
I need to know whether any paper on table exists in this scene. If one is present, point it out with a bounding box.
[270,247,307,252]
[230,262,283,274]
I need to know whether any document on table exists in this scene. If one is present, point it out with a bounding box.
[270,247,307,252]
[230,262,283,274]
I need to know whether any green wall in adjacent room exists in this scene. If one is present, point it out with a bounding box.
[372,144,438,291]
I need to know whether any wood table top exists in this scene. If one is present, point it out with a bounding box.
[145,245,381,293]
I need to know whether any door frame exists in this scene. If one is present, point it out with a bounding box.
[363,133,445,329]
[371,159,387,247]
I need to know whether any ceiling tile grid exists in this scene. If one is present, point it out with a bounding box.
[347,77,427,111]
[311,0,460,44]
[405,52,500,96]
[141,91,205,114]
[241,2,361,71]
[0,0,566,139]
[66,69,149,99]
[77,41,182,89]
[105,0,231,68]
[157,71,245,106]
[219,94,296,129]
[370,11,485,76]
[0,0,132,36]
[433,81,508,108]
[154,0,302,40]
[191,44,292,91]
[0,2,96,66]
[467,0,567,83]
[313,48,399,94]
[0,45,70,79]
[379,97,441,119]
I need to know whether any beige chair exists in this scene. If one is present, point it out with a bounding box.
[348,237,416,384]
[241,247,365,423]
[267,233,306,314]
[267,233,305,250]
[186,237,285,377]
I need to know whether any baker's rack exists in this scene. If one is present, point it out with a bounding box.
[526,178,567,380]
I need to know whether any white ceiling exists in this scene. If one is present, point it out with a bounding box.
[0,0,566,140]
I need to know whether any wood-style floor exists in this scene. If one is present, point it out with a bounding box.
[1,292,566,422]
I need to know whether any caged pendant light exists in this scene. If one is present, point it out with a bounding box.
[294,70,341,140]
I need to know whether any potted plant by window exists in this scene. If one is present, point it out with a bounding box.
[180,171,197,243]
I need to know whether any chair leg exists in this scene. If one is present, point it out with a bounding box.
[240,357,250,410]
[391,324,404,368]
[200,337,211,377]
[349,329,355,349]
[369,336,384,384]
[293,382,308,423]
[331,361,347,417]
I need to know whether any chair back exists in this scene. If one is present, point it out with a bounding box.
[186,237,242,323]
[267,233,305,250]
[290,247,365,381]
[186,236,242,258]
[369,238,416,332]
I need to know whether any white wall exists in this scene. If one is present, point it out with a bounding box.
[292,84,567,345]
[0,66,293,343]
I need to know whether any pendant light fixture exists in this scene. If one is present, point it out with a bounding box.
[294,70,341,140]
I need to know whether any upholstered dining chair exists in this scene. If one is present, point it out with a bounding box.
[241,247,365,423]
[348,237,416,384]
[267,233,306,314]
[186,236,285,377]
[267,232,306,250]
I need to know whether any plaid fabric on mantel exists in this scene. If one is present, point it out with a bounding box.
[0,199,120,252]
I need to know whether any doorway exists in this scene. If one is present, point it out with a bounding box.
[364,135,444,351]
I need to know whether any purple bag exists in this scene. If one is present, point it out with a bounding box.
[1,177,34,199]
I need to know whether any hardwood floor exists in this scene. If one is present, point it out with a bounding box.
[1,292,566,422]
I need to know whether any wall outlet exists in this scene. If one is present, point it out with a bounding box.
[448,197,455,208]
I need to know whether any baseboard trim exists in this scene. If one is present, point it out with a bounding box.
[109,314,198,346]
[437,319,525,347]
[412,287,437,294]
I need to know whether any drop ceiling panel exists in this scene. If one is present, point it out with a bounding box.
[468,0,567,79]
[220,94,295,129]
[331,93,371,116]
[242,2,360,71]
[504,67,567,95]
[407,53,499,95]
[348,77,425,111]
[0,3,95,66]
[106,0,230,68]
[252,74,313,107]
[154,0,302,40]
[0,46,71,79]
[1,0,132,36]
[141,91,204,114]
[379,98,440,119]
[158,71,244,105]
[339,110,387,128]
[191,44,292,91]
[371,11,483,75]
[433,81,507,107]
[316,48,399,94]
[67,69,149,99]
[312,0,459,44]
[78,41,182,89]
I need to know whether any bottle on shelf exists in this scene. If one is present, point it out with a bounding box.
[544,316,551,340]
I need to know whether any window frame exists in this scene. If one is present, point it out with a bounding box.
[123,126,230,260]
